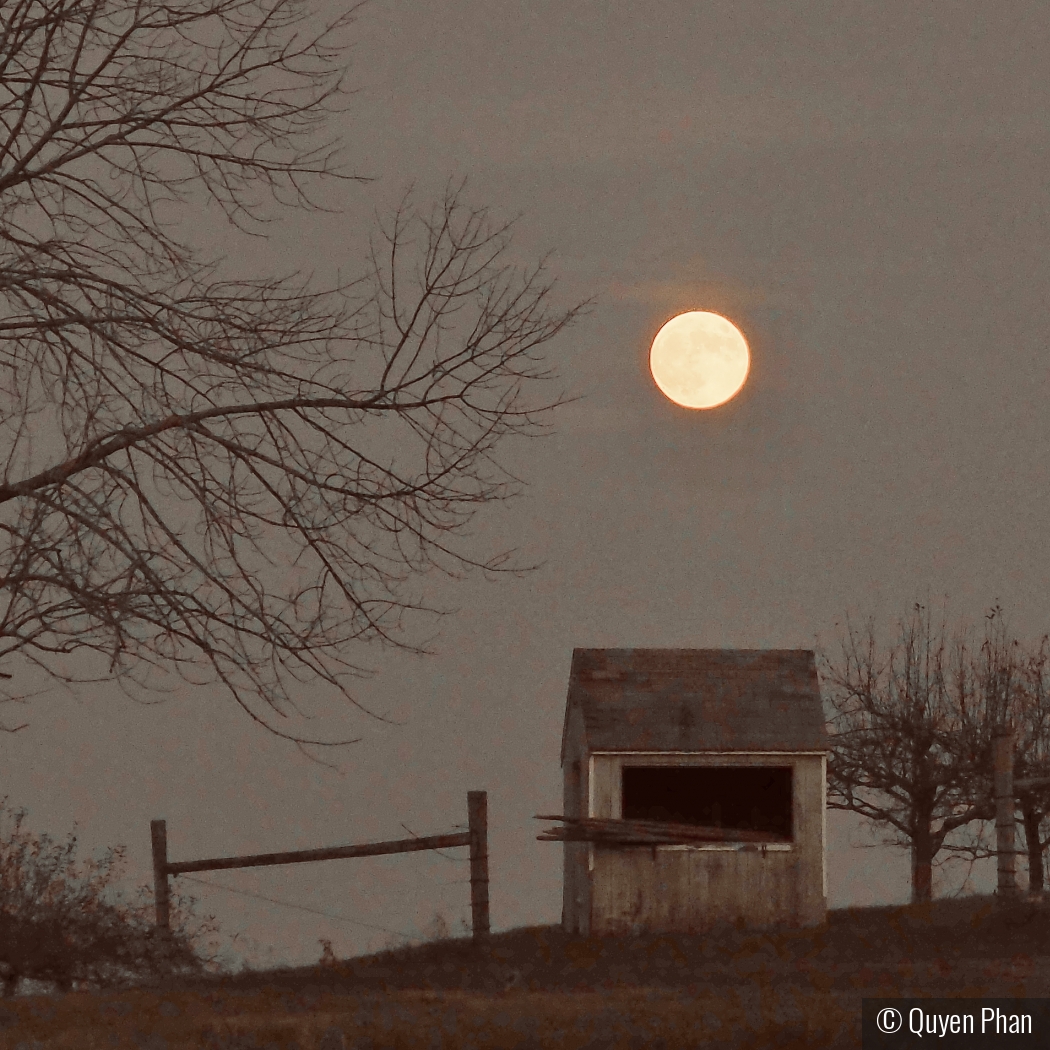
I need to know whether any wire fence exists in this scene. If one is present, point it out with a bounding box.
[178,873,416,942]
[173,820,474,948]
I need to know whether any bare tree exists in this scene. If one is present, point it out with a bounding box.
[820,602,997,903]
[940,607,1050,891]
[0,1,593,745]
[1014,656,1050,892]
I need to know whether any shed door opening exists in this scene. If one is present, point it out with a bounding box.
[621,766,792,840]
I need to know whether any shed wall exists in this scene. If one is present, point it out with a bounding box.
[586,752,826,934]
[561,701,591,933]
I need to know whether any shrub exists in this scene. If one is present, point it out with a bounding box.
[0,797,230,996]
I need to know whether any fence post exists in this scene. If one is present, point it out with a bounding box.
[151,819,171,931]
[468,791,489,942]
[994,731,1019,899]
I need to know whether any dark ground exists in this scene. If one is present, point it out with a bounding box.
[5,896,1050,1049]
[136,892,1050,997]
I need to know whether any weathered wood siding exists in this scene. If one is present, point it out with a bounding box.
[561,701,592,934]
[586,752,826,934]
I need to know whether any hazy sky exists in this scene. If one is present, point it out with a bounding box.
[6,0,1050,972]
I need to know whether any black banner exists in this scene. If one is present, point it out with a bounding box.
[863,999,1050,1048]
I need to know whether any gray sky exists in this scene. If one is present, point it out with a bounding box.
[6,0,1050,971]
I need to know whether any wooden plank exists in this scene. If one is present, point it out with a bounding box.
[535,815,789,844]
[590,755,619,819]
[165,831,471,875]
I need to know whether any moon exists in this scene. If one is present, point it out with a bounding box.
[649,311,750,409]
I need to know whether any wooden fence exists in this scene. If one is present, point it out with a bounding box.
[151,790,489,945]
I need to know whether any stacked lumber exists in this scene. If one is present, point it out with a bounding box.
[534,815,790,846]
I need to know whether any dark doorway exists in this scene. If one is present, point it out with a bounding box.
[621,766,792,840]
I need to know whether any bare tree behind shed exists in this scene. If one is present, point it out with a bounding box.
[1013,647,1050,892]
[820,602,998,903]
[0,1,592,745]
[939,607,1050,892]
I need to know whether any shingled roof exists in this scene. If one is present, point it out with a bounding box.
[561,649,828,763]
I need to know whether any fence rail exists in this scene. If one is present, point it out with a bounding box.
[151,790,489,943]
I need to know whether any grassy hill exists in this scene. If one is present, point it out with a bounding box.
[128,891,1050,995]
[3,894,1050,1048]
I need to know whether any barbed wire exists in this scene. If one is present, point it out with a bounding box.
[171,821,470,945]
[399,821,471,861]
[177,874,414,941]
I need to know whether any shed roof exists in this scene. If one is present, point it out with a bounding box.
[561,648,828,764]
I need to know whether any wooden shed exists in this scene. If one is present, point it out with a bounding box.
[553,648,829,935]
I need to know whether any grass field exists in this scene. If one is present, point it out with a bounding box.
[2,893,1050,1049]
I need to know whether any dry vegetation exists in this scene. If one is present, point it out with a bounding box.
[3,894,1050,1049]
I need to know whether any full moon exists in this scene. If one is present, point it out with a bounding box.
[649,311,750,409]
